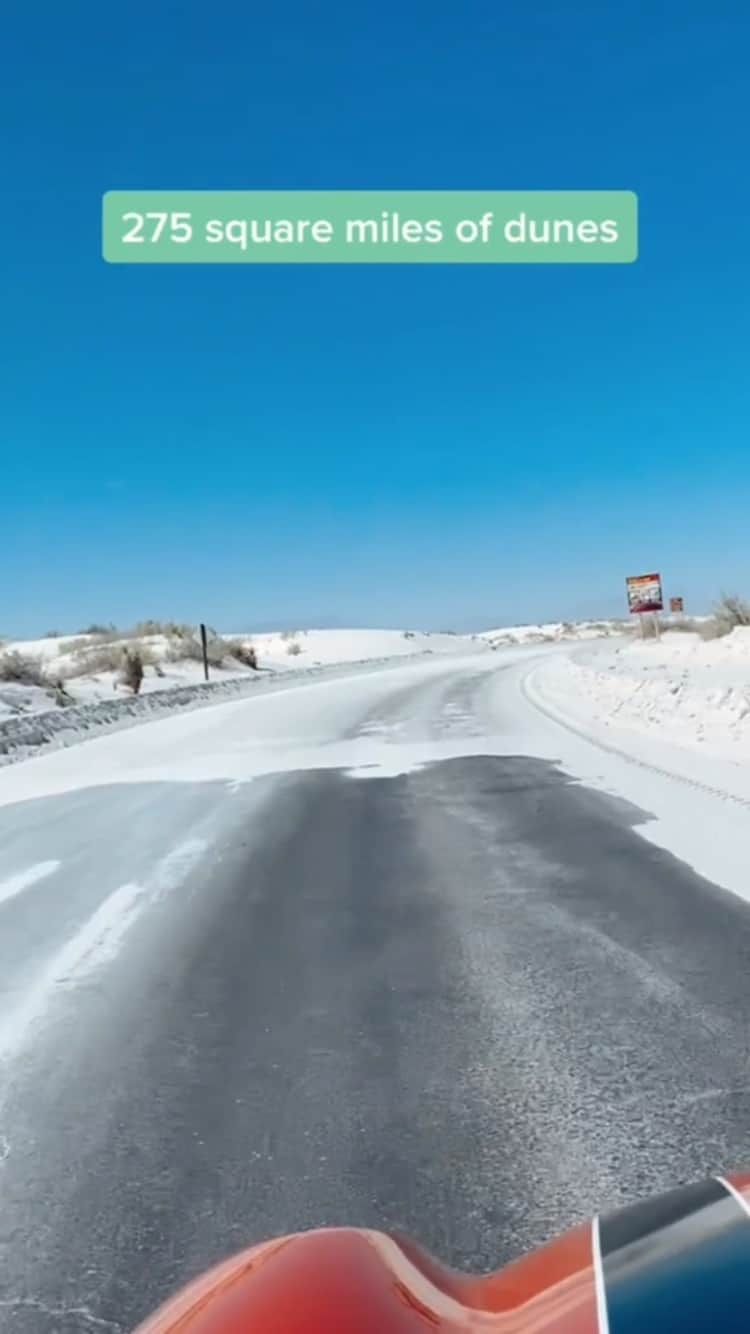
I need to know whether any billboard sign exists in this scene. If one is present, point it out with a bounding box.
[626,572,663,614]
[669,596,684,614]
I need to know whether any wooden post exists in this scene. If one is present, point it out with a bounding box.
[200,623,209,681]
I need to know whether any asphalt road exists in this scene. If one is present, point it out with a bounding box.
[2,655,750,1332]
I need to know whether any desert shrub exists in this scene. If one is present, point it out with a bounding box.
[53,680,76,707]
[72,619,196,643]
[679,596,750,643]
[205,637,228,667]
[713,594,750,634]
[280,629,298,642]
[286,641,303,656]
[44,629,63,638]
[167,634,226,667]
[72,627,122,645]
[72,643,125,674]
[73,640,156,676]
[133,619,166,637]
[78,622,118,636]
[122,648,144,695]
[0,651,48,686]
[166,637,198,663]
[403,630,416,639]
[224,639,258,669]
[133,619,194,638]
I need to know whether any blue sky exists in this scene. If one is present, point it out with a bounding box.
[4,1,750,636]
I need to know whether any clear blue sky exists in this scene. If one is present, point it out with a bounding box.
[4,1,749,636]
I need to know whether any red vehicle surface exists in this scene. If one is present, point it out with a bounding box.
[134,1172,750,1332]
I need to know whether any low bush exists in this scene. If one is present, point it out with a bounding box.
[121,648,145,695]
[286,641,303,656]
[0,651,48,686]
[681,597,750,642]
[628,595,750,643]
[73,619,196,644]
[224,639,258,669]
[167,634,226,668]
[72,643,125,675]
[203,636,229,667]
[72,640,156,676]
[53,680,76,707]
[133,619,195,638]
[77,622,118,636]
[713,594,750,635]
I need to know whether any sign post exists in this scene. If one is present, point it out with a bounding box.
[200,622,209,681]
[626,573,664,638]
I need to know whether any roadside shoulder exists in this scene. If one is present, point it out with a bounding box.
[523,653,750,812]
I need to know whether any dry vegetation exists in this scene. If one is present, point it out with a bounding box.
[132,620,194,638]
[710,594,750,636]
[166,632,258,670]
[634,595,750,641]
[1,618,261,719]
[73,619,195,642]
[71,640,157,675]
[77,622,119,637]
[166,634,226,668]
[0,651,49,686]
[224,639,258,669]
[167,636,210,665]
[52,621,259,677]
[121,648,145,695]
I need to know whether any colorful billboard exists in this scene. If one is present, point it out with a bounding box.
[669,596,684,614]
[626,572,663,614]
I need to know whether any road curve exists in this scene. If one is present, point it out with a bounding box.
[1,651,750,1332]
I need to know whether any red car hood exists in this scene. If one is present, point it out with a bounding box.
[134,1172,750,1333]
